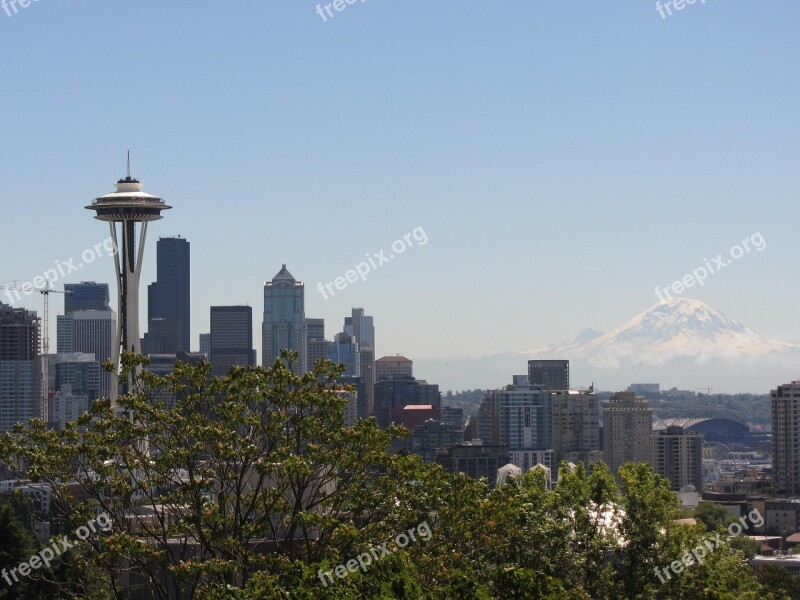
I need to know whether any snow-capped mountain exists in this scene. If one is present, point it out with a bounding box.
[416,299,800,393]
[552,298,799,368]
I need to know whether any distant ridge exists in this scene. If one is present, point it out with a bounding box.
[548,298,799,368]
[416,299,800,393]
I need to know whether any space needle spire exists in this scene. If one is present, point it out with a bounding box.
[86,156,171,403]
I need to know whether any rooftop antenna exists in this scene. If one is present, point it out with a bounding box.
[127,150,131,179]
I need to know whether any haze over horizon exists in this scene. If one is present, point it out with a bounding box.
[2,2,798,391]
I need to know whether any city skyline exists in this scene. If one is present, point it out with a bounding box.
[1,4,798,596]
[2,3,798,394]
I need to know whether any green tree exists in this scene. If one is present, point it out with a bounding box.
[0,352,785,599]
[0,352,428,599]
[694,501,731,532]
[0,502,37,599]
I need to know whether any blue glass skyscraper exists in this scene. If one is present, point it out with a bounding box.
[262,265,306,374]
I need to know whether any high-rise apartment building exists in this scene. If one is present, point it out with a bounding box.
[146,236,190,353]
[772,381,800,494]
[262,265,306,374]
[551,390,601,465]
[528,360,569,390]
[488,383,554,454]
[602,391,653,478]
[210,306,256,377]
[0,302,41,432]
[650,426,703,492]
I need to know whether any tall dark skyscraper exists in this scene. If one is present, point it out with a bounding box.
[146,236,190,354]
[210,306,256,377]
[64,282,109,315]
[528,359,570,391]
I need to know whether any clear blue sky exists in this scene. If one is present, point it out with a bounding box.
[2,1,798,363]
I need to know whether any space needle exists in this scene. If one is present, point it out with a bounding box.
[86,156,171,401]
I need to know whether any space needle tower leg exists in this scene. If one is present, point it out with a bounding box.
[87,160,171,410]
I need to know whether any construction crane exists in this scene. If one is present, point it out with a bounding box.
[697,387,714,396]
[0,283,72,414]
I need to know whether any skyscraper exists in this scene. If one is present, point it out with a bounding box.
[602,391,653,479]
[485,381,554,465]
[64,282,109,314]
[351,308,375,417]
[262,265,306,373]
[650,426,703,492]
[86,165,171,401]
[0,302,41,432]
[57,310,116,401]
[146,236,190,353]
[350,308,375,351]
[771,381,800,494]
[210,306,256,377]
[528,360,569,390]
[550,390,601,465]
